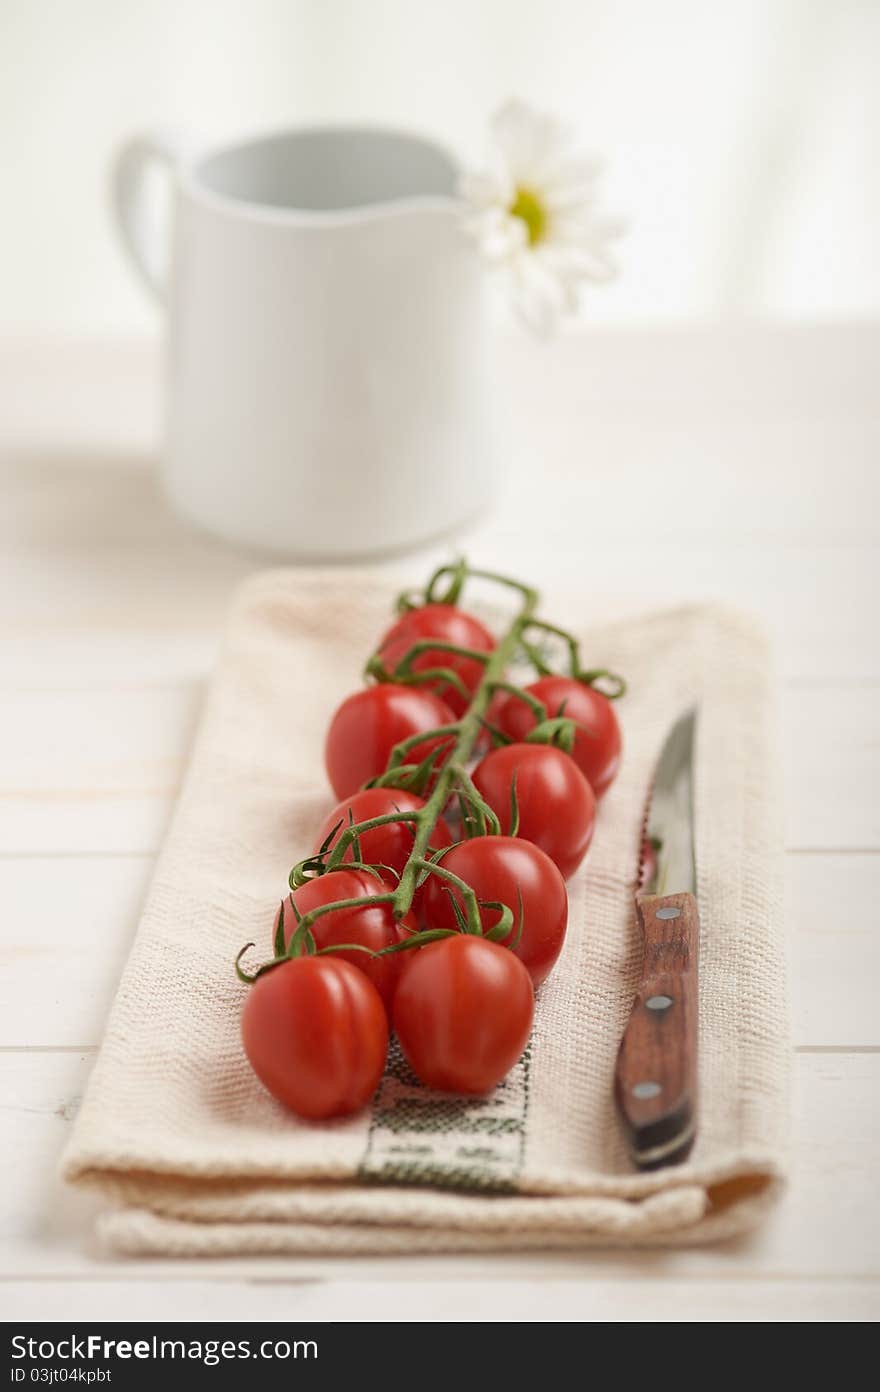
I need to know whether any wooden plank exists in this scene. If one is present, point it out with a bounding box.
[0,856,154,1048]
[782,688,880,850]
[2,332,877,694]
[0,687,200,854]
[0,852,876,1051]
[0,340,158,457]
[3,328,878,542]
[4,445,878,558]
[1,1275,877,1323]
[2,533,878,684]
[0,682,874,854]
[0,630,222,689]
[0,1051,876,1281]
[788,853,880,1048]
[495,322,880,419]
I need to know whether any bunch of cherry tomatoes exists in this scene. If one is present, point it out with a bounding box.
[238,564,624,1123]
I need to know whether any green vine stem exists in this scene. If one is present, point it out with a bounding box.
[487,680,547,721]
[521,618,627,698]
[447,763,502,837]
[392,639,492,676]
[383,570,539,920]
[526,716,577,753]
[382,724,461,769]
[364,652,472,704]
[577,668,627,699]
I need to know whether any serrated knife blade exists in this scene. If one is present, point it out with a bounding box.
[615,709,700,1170]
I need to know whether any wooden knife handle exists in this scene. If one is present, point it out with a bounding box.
[614,891,699,1169]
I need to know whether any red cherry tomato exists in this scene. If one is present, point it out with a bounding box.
[494,676,622,797]
[312,787,453,881]
[324,684,457,801]
[472,742,596,879]
[276,870,415,1011]
[393,935,534,1093]
[241,956,388,1119]
[420,836,567,987]
[378,604,496,717]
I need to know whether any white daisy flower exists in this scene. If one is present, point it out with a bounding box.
[460,99,622,335]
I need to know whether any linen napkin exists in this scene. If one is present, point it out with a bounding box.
[62,571,789,1254]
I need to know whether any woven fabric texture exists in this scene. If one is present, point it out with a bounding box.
[61,570,788,1254]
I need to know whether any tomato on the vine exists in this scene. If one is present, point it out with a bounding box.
[472,742,595,879]
[312,787,453,881]
[420,836,567,987]
[377,603,496,717]
[393,935,534,1093]
[277,869,415,1011]
[493,676,622,797]
[241,956,388,1119]
[324,684,457,801]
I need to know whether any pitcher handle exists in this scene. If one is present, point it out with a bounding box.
[112,130,189,303]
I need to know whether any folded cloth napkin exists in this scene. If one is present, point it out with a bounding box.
[62,571,789,1254]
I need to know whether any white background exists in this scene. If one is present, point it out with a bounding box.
[2,0,878,336]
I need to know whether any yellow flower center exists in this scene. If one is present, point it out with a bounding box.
[509,186,547,246]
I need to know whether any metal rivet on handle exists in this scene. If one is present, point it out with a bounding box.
[656,907,681,920]
[632,1081,662,1099]
[646,994,674,1012]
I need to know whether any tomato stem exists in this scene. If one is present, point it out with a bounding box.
[576,667,628,699]
[381,724,460,769]
[520,620,627,699]
[320,811,422,874]
[388,573,540,920]
[393,639,492,674]
[448,764,502,837]
[287,892,397,955]
[525,715,578,753]
[488,680,547,721]
[409,857,485,934]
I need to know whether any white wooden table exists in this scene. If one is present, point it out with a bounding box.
[1,324,878,1322]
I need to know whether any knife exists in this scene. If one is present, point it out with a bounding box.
[614,709,699,1170]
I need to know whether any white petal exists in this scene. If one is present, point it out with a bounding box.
[508,251,570,335]
[552,211,627,244]
[543,174,606,215]
[539,240,619,285]
[512,279,558,336]
[531,249,583,308]
[458,168,507,210]
[490,100,536,165]
[519,113,571,184]
[465,206,528,262]
[542,154,603,191]
[490,99,570,184]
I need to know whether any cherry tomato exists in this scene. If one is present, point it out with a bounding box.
[324,684,457,801]
[393,935,534,1093]
[276,870,415,1011]
[241,956,388,1119]
[312,787,453,881]
[472,742,596,879]
[377,604,496,716]
[420,836,567,987]
[420,829,570,985]
[493,676,622,797]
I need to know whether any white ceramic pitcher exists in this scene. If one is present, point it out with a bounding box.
[113,126,494,558]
